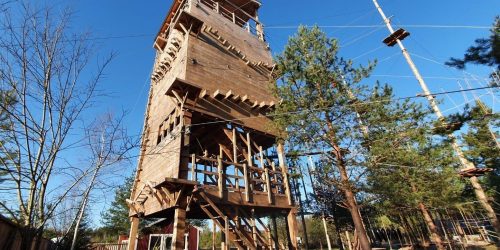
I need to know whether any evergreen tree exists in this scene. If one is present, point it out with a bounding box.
[364,85,463,249]
[449,101,500,207]
[101,175,135,235]
[272,25,376,250]
[446,16,500,86]
[57,212,92,250]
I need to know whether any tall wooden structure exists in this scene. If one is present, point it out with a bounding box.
[128,0,298,249]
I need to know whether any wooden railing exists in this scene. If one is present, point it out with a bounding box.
[197,0,264,40]
[90,243,127,250]
[186,153,287,203]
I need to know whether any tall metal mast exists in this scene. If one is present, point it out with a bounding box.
[372,0,500,237]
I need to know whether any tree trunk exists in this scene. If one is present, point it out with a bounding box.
[470,176,500,239]
[334,153,370,249]
[418,203,444,250]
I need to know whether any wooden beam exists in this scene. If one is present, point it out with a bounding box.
[125,199,139,215]
[172,207,187,250]
[213,89,224,99]
[127,217,140,250]
[232,128,239,189]
[174,186,186,207]
[218,156,225,199]
[265,168,273,204]
[242,95,250,104]
[225,90,234,99]
[243,163,251,202]
[287,209,299,250]
[191,154,197,182]
[199,89,209,98]
[277,143,293,206]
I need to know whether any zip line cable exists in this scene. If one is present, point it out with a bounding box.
[59,85,500,148]
[265,24,493,29]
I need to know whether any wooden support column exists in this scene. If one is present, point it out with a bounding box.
[247,133,252,165]
[265,168,272,204]
[252,209,258,248]
[218,156,225,199]
[127,217,139,250]
[243,163,251,202]
[220,216,229,250]
[191,154,197,182]
[172,207,187,250]
[255,13,264,41]
[179,111,192,179]
[287,209,299,250]
[232,128,239,189]
[277,143,293,205]
[212,221,216,250]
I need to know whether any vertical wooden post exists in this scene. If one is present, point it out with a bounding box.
[322,215,333,250]
[266,224,273,249]
[232,128,239,189]
[218,156,224,199]
[277,143,293,205]
[232,12,236,24]
[172,208,187,250]
[252,209,258,247]
[255,13,264,41]
[212,221,216,250]
[243,163,251,202]
[127,217,139,250]
[265,168,272,204]
[179,112,192,179]
[191,154,196,182]
[287,209,299,250]
[271,162,277,193]
[246,133,252,166]
[214,2,219,13]
[220,216,229,250]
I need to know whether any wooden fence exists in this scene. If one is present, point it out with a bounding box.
[90,243,128,250]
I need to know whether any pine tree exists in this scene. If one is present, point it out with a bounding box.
[459,102,499,207]
[58,212,92,250]
[363,85,463,249]
[446,16,500,86]
[101,175,135,235]
[272,26,376,250]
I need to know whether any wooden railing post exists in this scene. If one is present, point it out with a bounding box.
[218,156,224,199]
[277,143,293,206]
[214,2,219,13]
[252,209,258,247]
[265,168,272,204]
[191,154,196,182]
[232,128,239,189]
[243,163,251,202]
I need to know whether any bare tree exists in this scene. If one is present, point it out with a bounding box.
[70,113,137,250]
[0,2,114,248]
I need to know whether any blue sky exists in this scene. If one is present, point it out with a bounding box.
[64,0,499,226]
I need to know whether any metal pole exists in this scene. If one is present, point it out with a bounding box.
[372,0,500,237]
[372,0,474,170]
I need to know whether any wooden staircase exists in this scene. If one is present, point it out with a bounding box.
[194,189,272,250]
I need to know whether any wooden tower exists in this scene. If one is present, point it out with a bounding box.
[127,0,298,249]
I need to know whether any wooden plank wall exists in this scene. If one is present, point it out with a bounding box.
[186,3,275,103]
[135,32,190,216]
